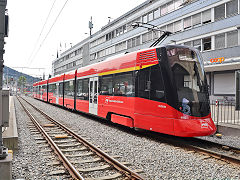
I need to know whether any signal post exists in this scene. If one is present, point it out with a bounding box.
[0,0,11,179]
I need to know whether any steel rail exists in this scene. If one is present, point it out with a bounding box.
[17,97,85,180]
[138,131,240,165]
[19,96,145,180]
[192,137,240,152]
[184,144,240,165]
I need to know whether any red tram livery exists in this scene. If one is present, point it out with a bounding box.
[33,45,216,137]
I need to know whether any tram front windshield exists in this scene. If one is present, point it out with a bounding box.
[166,47,210,117]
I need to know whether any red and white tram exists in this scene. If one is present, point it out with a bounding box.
[33,45,216,137]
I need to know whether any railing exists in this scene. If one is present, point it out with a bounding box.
[211,100,240,125]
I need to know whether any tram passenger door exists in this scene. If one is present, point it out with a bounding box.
[56,83,59,104]
[89,77,98,115]
[40,86,42,99]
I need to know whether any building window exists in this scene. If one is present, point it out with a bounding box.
[202,9,211,24]
[136,36,141,46]
[184,41,192,47]
[127,17,141,32]
[203,37,211,51]
[132,37,136,47]
[147,31,152,42]
[142,32,148,43]
[116,27,124,37]
[153,31,159,40]
[123,25,127,33]
[167,23,173,33]
[174,20,182,33]
[111,31,115,39]
[227,30,238,47]
[174,0,182,9]
[116,41,126,52]
[127,39,132,49]
[226,0,238,17]
[215,33,225,49]
[167,1,174,12]
[90,53,97,61]
[105,46,114,55]
[153,8,160,19]
[127,21,134,31]
[160,26,166,32]
[214,4,225,21]
[127,36,141,49]
[143,14,148,23]
[149,11,154,21]
[161,4,167,16]
[193,39,201,51]
[184,17,192,29]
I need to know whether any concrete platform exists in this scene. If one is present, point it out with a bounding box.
[217,123,240,137]
[0,153,12,180]
[2,96,18,151]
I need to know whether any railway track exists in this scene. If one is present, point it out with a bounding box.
[188,137,240,164]
[134,130,240,166]
[17,96,145,180]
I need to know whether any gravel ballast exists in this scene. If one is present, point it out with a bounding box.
[12,97,50,179]
[14,96,240,179]
[12,97,71,179]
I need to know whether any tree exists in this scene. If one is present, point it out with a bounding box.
[18,76,26,93]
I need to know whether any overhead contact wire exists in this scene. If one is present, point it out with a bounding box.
[27,0,57,65]
[29,0,70,66]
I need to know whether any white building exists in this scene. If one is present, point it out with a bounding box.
[52,0,240,102]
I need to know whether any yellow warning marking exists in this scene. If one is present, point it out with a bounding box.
[99,67,137,76]
[99,64,156,76]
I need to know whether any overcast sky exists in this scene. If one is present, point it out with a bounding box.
[4,0,146,78]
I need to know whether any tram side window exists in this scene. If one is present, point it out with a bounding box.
[59,82,63,97]
[64,80,74,98]
[49,84,52,94]
[150,66,165,102]
[40,86,43,95]
[77,79,89,100]
[82,79,89,100]
[49,84,57,96]
[138,67,150,99]
[114,72,134,97]
[137,65,165,102]
[53,84,57,96]
[42,85,47,94]
[100,75,113,95]
[76,79,83,99]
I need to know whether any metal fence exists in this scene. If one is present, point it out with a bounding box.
[211,100,240,125]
